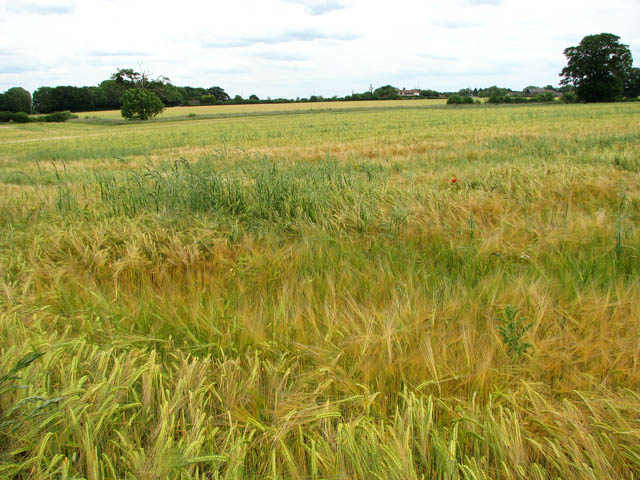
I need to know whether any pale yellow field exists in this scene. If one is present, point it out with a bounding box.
[76,98,448,119]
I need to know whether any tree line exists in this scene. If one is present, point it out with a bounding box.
[1,33,638,120]
[31,70,234,114]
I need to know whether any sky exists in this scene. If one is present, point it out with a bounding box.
[1,0,639,99]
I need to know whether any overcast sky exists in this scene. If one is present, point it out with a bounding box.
[1,0,639,98]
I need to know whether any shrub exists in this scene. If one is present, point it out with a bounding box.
[447,95,463,105]
[43,111,76,122]
[462,96,474,104]
[0,111,13,122]
[534,92,556,103]
[560,92,578,103]
[488,96,505,104]
[10,112,31,123]
[201,94,216,105]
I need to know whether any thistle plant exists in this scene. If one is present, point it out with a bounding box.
[497,306,532,362]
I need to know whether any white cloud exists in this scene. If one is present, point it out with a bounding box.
[282,0,350,15]
[5,0,76,15]
[0,0,639,98]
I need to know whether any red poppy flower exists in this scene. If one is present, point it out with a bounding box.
[451,178,457,183]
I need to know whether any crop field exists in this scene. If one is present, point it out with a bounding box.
[1,101,640,479]
[75,98,448,120]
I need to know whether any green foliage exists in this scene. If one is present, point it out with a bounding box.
[32,85,96,113]
[10,112,31,123]
[496,306,532,362]
[373,85,399,99]
[479,85,511,98]
[120,88,164,120]
[149,82,185,107]
[96,79,126,109]
[491,95,533,105]
[419,89,441,98]
[507,95,529,104]
[446,95,474,105]
[111,68,144,87]
[625,67,640,98]
[201,94,217,105]
[560,91,578,103]
[533,92,556,103]
[0,87,32,113]
[560,33,634,102]
[41,111,77,122]
[207,86,230,102]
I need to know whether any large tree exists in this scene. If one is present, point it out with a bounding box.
[207,86,230,102]
[120,88,164,120]
[560,33,633,102]
[373,85,398,99]
[96,80,127,109]
[0,87,32,113]
[625,67,640,99]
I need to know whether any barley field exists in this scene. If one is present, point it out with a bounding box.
[75,98,447,120]
[1,101,639,479]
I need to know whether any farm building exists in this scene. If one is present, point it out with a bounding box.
[398,88,420,97]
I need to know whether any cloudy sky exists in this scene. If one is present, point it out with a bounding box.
[1,0,639,98]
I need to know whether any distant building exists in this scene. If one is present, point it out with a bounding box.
[398,88,420,97]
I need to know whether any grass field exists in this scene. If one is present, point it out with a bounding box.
[1,101,640,479]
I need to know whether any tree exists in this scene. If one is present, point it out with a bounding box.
[148,81,184,106]
[482,86,510,98]
[0,87,32,113]
[96,80,126,109]
[419,89,440,98]
[32,86,95,113]
[625,67,640,98]
[373,85,398,99]
[120,88,164,120]
[112,68,143,88]
[207,86,230,102]
[560,33,633,102]
[201,94,217,105]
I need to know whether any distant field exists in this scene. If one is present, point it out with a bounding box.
[75,97,448,119]
[1,102,640,479]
